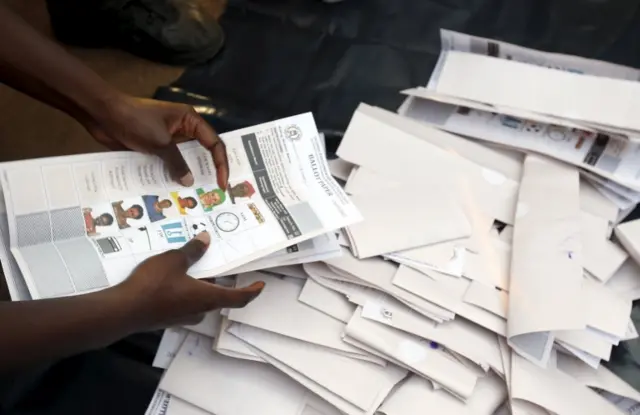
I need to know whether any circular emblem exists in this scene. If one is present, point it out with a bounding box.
[285,124,302,141]
[215,212,240,232]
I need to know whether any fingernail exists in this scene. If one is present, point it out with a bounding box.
[249,281,265,298]
[180,172,194,187]
[195,231,211,245]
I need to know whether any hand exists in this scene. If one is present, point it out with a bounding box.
[83,95,229,189]
[115,232,265,330]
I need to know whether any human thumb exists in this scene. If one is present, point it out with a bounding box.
[175,232,211,270]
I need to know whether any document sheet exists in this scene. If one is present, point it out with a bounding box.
[0,114,361,299]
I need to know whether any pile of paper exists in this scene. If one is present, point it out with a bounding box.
[146,31,640,415]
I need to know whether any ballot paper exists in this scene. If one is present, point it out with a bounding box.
[376,372,506,415]
[153,327,189,369]
[145,389,174,415]
[345,308,480,400]
[615,219,640,267]
[0,113,361,299]
[402,88,640,192]
[344,181,471,258]
[324,248,456,323]
[508,155,585,367]
[359,295,504,374]
[217,232,343,276]
[342,164,495,254]
[337,104,519,225]
[298,277,356,323]
[435,50,640,136]
[213,315,263,362]
[580,211,627,283]
[160,333,342,415]
[606,259,640,301]
[366,103,523,183]
[228,322,406,415]
[436,29,640,82]
[226,272,379,362]
[510,351,621,414]
[0,185,30,301]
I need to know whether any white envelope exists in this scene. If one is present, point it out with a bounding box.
[582,277,632,340]
[345,182,471,258]
[160,333,330,415]
[359,296,504,374]
[463,281,508,318]
[305,261,447,325]
[498,225,514,244]
[263,265,310,279]
[183,310,221,338]
[389,231,510,291]
[346,308,480,399]
[324,249,456,322]
[328,157,354,181]
[342,335,408,369]
[343,165,402,196]
[235,335,396,415]
[228,322,406,414]
[338,104,519,224]
[510,351,621,415]
[579,180,620,224]
[403,86,591,134]
[213,316,263,362]
[555,330,613,361]
[226,272,375,361]
[345,166,495,254]
[508,155,585,367]
[304,261,379,298]
[463,239,511,291]
[153,328,189,370]
[581,211,627,282]
[615,219,640,266]
[165,396,212,415]
[558,342,602,370]
[369,103,524,181]
[387,241,467,278]
[498,337,512,392]
[433,51,640,137]
[391,265,507,335]
[376,373,506,415]
[298,277,356,323]
[557,353,640,403]
[605,259,640,301]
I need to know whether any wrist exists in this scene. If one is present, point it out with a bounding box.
[94,284,146,337]
[73,87,127,129]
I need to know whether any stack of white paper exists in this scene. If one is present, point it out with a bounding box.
[3,30,640,415]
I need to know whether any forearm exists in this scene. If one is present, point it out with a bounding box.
[0,4,121,124]
[0,287,138,373]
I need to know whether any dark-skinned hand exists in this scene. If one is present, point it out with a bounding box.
[83,95,229,189]
[115,232,265,330]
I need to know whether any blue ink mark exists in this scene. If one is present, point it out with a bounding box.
[429,341,439,349]
[568,251,573,259]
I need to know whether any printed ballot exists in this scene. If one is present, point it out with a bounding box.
[0,113,361,299]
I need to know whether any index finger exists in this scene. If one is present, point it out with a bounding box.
[184,109,229,190]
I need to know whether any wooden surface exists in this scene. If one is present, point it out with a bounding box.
[0,0,224,161]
